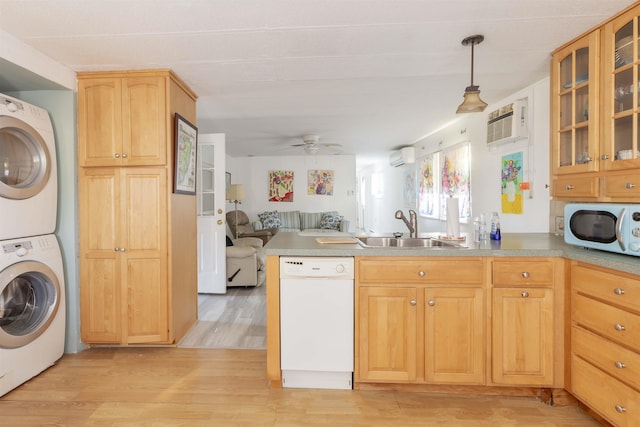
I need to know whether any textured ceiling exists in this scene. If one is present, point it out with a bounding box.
[0,0,635,159]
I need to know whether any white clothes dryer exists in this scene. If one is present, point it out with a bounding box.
[0,93,57,240]
[0,234,65,397]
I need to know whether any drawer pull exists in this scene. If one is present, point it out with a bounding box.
[614,323,626,331]
[419,271,426,277]
[521,291,529,298]
[614,287,625,295]
[410,299,417,306]
[521,271,530,278]
[114,153,120,158]
[428,300,435,306]
[615,404,627,413]
[625,182,635,189]
[565,184,574,190]
[615,361,627,369]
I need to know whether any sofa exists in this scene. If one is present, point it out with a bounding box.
[252,210,350,233]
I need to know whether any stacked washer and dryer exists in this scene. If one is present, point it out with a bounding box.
[0,93,66,397]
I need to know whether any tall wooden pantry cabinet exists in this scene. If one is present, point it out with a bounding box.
[78,69,198,345]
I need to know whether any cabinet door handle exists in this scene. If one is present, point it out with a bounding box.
[615,404,627,413]
[614,287,625,295]
[418,271,425,277]
[114,247,120,252]
[521,291,529,298]
[410,300,417,306]
[114,153,120,158]
[521,271,530,278]
[428,300,435,306]
[122,153,128,158]
[601,154,609,160]
[565,184,574,190]
[614,323,626,331]
[625,182,635,189]
[614,361,626,369]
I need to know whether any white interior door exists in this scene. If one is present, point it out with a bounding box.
[197,133,227,294]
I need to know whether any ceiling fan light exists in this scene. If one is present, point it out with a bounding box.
[456,85,488,113]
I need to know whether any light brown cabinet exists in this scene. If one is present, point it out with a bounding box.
[78,70,198,346]
[551,2,640,202]
[570,263,640,426]
[355,257,485,385]
[491,258,562,386]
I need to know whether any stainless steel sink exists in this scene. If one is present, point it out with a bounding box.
[356,236,463,249]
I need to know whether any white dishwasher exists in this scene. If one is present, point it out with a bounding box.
[280,256,354,389]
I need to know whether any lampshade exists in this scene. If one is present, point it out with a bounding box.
[456,34,487,114]
[456,86,488,113]
[226,184,246,201]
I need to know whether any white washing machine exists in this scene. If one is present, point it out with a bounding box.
[0,93,57,240]
[0,234,65,397]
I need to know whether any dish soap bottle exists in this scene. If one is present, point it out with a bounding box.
[490,212,501,240]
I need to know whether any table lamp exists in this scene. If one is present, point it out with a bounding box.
[226,184,246,238]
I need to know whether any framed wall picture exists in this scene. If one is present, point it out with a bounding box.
[173,113,198,195]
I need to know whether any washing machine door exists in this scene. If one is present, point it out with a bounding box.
[0,116,51,200]
[0,260,60,349]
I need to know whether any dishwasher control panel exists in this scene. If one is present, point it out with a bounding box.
[280,257,354,279]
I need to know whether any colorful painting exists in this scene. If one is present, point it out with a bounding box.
[307,170,334,195]
[501,152,524,214]
[269,170,294,202]
[403,167,417,208]
[418,155,438,218]
[440,143,471,221]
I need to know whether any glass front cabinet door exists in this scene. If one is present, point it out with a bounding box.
[551,31,600,176]
[602,8,640,171]
[197,143,215,216]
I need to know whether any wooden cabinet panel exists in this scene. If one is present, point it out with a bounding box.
[357,286,417,382]
[552,174,599,199]
[357,257,483,285]
[572,264,640,313]
[492,287,554,385]
[424,287,484,384]
[603,172,640,200]
[492,260,554,286]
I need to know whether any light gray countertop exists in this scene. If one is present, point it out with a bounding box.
[264,231,640,276]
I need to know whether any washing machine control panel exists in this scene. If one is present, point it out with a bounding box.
[2,240,33,255]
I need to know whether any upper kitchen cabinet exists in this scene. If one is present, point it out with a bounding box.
[78,72,167,167]
[602,8,640,171]
[551,31,600,177]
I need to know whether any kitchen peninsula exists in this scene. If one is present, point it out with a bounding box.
[264,231,640,426]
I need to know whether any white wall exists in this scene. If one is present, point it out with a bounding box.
[358,77,551,236]
[226,155,357,231]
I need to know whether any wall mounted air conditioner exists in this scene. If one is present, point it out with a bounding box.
[486,99,528,147]
[389,147,415,167]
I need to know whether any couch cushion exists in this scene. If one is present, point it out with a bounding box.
[258,210,281,228]
[320,213,344,230]
[277,210,301,230]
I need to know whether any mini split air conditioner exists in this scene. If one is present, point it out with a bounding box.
[486,99,528,147]
[389,147,415,167]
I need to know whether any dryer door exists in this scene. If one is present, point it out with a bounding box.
[0,260,61,348]
[0,116,51,200]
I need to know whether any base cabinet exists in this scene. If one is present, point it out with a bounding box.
[570,263,640,426]
[355,257,485,385]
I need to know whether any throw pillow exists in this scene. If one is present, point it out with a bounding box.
[320,213,343,230]
[258,210,281,229]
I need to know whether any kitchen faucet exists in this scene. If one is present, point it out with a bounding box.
[395,209,418,238]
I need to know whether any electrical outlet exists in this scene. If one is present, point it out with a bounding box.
[555,216,564,235]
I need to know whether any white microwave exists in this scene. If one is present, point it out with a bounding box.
[564,203,640,257]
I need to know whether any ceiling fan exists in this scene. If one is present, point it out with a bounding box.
[290,134,342,155]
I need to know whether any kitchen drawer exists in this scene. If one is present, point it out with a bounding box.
[573,265,640,313]
[492,259,554,287]
[357,257,483,285]
[603,172,640,199]
[573,293,640,353]
[571,355,640,427]
[573,326,640,389]
[553,175,599,199]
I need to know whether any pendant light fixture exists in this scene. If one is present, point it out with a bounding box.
[456,34,488,114]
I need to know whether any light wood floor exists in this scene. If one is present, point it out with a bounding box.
[0,347,603,426]
[179,285,266,349]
